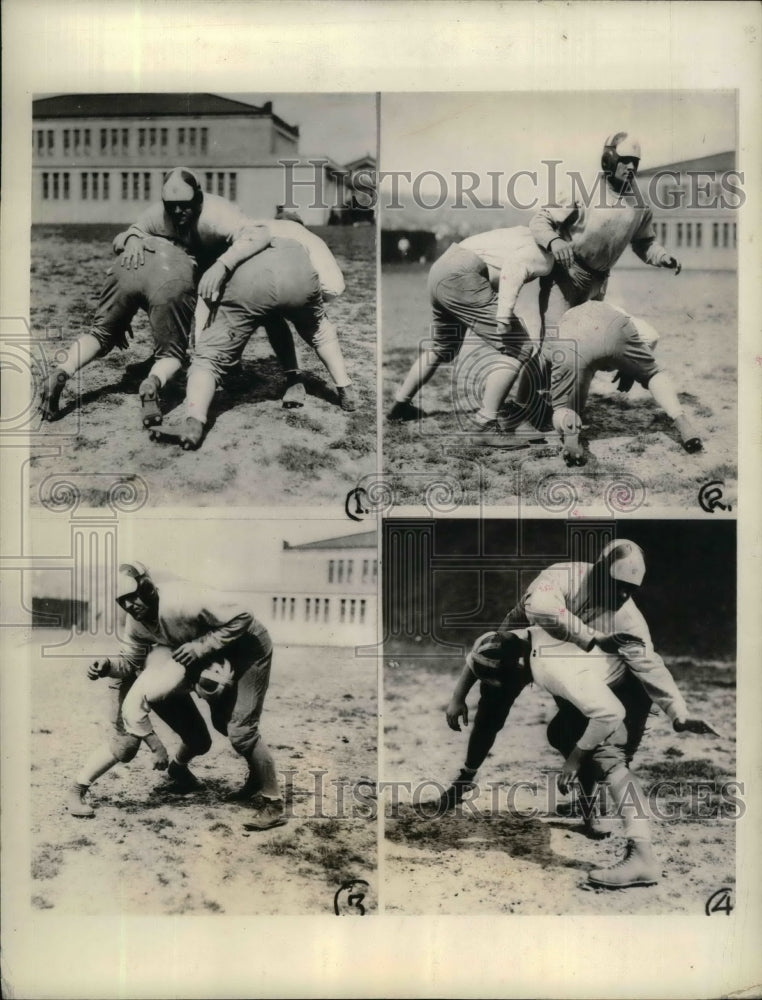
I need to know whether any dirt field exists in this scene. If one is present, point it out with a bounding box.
[29,224,376,508]
[383,264,737,510]
[29,633,377,915]
[383,655,736,915]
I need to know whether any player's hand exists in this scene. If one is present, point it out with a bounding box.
[673,717,720,736]
[662,255,682,275]
[87,658,111,680]
[496,320,512,339]
[172,641,205,668]
[593,632,645,655]
[143,732,169,770]
[550,238,575,268]
[612,370,635,393]
[198,261,230,302]
[558,745,587,794]
[445,698,469,732]
[120,236,145,269]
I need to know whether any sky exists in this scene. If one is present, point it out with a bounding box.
[227,92,377,165]
[380,90,737,196]
[31,519,375,593]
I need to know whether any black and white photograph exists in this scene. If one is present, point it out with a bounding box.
[22,519,377,915]
[29,92,377,506]
[382,518,737,914]
[382,91,739,510]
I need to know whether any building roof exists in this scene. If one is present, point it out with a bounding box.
[638,150,735,175]
[33,93,299,138]
[344,154,377,172]
[283,530,377,552]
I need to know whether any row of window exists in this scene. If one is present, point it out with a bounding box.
[271,596,368,625]
[327,558,378,585]
[34,126,210,158]
[40,170,238,202]
[654,220,737,250]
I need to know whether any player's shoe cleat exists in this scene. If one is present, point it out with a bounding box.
[242,797,287,831]
[435,772,477,811]
[588,838,659,888]
[39,369,68,422]
[67,783,95,818]
[558,413,586,466]
[226,770,262,802]
[337,384,358,412]
[387,399,423,422]
[180,417,206,451]
[165,761,203,794]
[139,375,163,428]
[281,376,306,409]
[496,417,547,443]
[673,413,702,454]
[474,419,530,449]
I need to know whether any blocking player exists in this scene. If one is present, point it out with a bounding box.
[39,168,273,425]
[178,233,356,450]
[538,300,703,464]
[440,539,717,889]
[69,561,286,831]
[387,226,553,444]
[530,132,682,332]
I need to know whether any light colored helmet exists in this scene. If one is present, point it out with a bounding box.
[601,132,642,175]
[116,561,154,604]
[161,167,203,205]
[598,539,646,586]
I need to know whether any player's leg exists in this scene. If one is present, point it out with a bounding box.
[214,643,285,830]
[439,670,530,810]
[68,678,141,817]
[139,251,197,428]
[151,691,212,792]
[545,342,593,465]
[388,247,468,420]
[40,263,143,420]
[262,316,306,408]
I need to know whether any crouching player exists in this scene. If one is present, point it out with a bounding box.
[440,539,718,888]
[69,561,285,831]
[539,300,703,465]
[180,234,356,450]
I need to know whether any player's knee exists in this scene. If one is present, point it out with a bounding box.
[189,354,225,385]
[590,744,627,782]
[228,724,260,758]
[311,318,338,349]
[187,729,212,758]
[109,733,141,763]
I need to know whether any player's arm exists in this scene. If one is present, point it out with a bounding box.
[630,208,681,272]
[171,602,255,667]
[529,198,579,266]
[87,617,153,680]
[495,245,553,325]
[302,233,345,300]
[523,567,601,651]
[445,661,479,731]
[196,202,271,301]
[113,203,168,266]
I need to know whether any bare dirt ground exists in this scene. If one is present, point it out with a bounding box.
[29,633,377,915]
[383,265,737,511]
[383,655,736,915]
[29,224,376,508]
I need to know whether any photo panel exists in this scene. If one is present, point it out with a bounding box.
[27,92,377,508]
[20,516,378,916]
[381,91,739,513]
[382,517,737,915]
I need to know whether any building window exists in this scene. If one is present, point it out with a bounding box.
[204,171,214,193]
[712,222,719,248]
[217,171,225,196]
[272,597,277,618]
[52,173,60,199]
[47,130,54,153]
[372,559,378,582]
[324,599,330,622]
[63,129,70,154]
[121,129,129,154]
[91,172,99,199]
[359,599,366,625]
[178,127,186,154]
[696,222,702,248]
[289,597,295,621]
[100,128,107,152]
[63,173,70,199]
[81,173,88,199]
[144,172,151,200]
[362,559,369,583]
[685,222,692,248]
[37,131,44,155]
[102,172,110,200]
[337,560,344,584]
[340,599,346,623]
[149,127,157,152]
[200,127,208,154]
[347,560,354,584]
[132,173,140,200]
[722,222,730,248]
[160,128,168,152]
[305,598,311,622]
[229,172,237,201]
[84,129,91,154]
[138,128,146,153]
[328,559,334,583]
[42,173,49,199]
[732,223,737,249]
[675,223,682,248]
[189,127,197,153]
[121,172,129,199]
[350,599,356,623]
[73,129,81,155]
